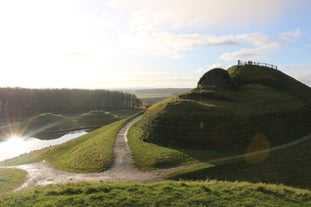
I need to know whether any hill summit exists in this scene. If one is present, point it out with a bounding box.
[197,68,235,90]
[136,64,311,150]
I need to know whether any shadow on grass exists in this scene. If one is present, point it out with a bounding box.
[168,139,311,190]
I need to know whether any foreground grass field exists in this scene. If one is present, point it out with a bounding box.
[1,115,139,173]
[0,181,310,206]
[0,168,27,194]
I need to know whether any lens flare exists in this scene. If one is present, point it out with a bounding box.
[245,132,271,164]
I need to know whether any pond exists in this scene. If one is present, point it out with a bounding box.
[0,130,87,162]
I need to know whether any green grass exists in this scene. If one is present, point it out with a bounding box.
[132,88,190,105]
[1,115,139,173]
[127,121,195,170]
[76,110,119,129]
[0,181,310,206]
[129,65,311,188]
[228,65,311,100]
[0,110,122,141]
[0,168,27,194]
[27,113,77,130]
[136,66,311,150]
[168,137,311,190]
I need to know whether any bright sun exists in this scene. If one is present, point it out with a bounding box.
[5,136,27,155]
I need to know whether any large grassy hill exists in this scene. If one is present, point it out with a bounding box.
[130,65,311,188]
[137,65,311,150]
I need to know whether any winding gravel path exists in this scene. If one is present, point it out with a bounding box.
[5,116,167,191]
[1,115,311,191]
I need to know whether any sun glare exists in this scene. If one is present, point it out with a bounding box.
[5,136,27,156]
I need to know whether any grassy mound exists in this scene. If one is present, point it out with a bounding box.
[0,168,27,194]
[25,113,78,139]
[1,116,134,172]
[198,68,236,90]
[76,110,119,129]
[0,181,309,206]
[137,65,311,150]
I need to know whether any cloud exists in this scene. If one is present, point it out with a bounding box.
[115,0,295,31]
[278,64,311,86]
[194,64,224,75]
[220,42,282,61]
[237,33,269,46]
[305,43,311,48]
[220,29,303,61]
[120,29,298,59]
[119,32,239,58]
[287,71,311,86]
[277,29,301,42]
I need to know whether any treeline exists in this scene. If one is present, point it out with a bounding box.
[0,88,141,120]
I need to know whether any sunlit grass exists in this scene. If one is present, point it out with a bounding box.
[127,121,195,170]
[0,168,27,194]
[0,181,309,206]
[1,114,141,172]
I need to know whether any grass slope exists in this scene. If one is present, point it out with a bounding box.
[24,113,79,139]
[228,65,311,99]
[127,122,195,170]
[0,181,310,206]
[130,65,311,188]
[168,136,311,189]
[0,168,27,194]
[1,115,137,172]
[76,110,119,129]
[136,65,311,149]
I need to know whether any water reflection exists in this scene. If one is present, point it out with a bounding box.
[0,130,87,162]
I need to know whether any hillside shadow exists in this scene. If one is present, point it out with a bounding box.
[169,139,311,190]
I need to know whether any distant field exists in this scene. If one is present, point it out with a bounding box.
[125,88,191,105]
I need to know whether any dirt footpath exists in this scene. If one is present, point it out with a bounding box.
[6,116,170,191]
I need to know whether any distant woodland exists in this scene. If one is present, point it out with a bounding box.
[0,88,141,120]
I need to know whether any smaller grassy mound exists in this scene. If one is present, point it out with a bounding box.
[1,116,134,172]
[0,168,27,194]
[25,113,78,139]
[127,122,195,170]
[198,68,236,90]
[76,110,119,129]
[0,181,309,206]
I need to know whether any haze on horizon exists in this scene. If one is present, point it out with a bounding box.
[0,0,311,89]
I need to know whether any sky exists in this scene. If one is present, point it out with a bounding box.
[0,0,311,89]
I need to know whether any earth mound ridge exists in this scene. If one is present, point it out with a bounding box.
[136,65,311,150]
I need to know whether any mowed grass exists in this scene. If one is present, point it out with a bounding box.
[0,168,27,194]
[1,115,138,173]
[168,136,311,190]
[127,122,195,170]
[0,181,310,206]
